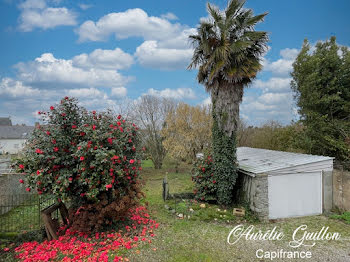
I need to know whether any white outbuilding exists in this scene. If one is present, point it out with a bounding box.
[236,147,334,220]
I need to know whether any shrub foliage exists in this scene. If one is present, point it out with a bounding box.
[14,97,144,232]
[191,154,217,201]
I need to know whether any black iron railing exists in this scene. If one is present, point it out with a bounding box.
[0,194,58,233]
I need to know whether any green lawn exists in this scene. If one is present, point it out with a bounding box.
[1,159,350,261]
[127,159,350,262]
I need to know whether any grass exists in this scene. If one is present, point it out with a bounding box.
[127,159,350,261]
[331,212,350,224]
[1,158,350,261]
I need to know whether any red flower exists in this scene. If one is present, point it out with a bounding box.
[36,170,41,175]
[69,177,73,182]
[52,139,57,144]
[46,131,51,135]
[19,179,24,184]
[35,149,43,154]
[61,113,66,117]
[65,96,69,100]
[105,184,112,190]
[117,122,121,126]
[202,167,205,172]
[25,188,31,192]
[3,248,9,252]
[38,111,41,115]
[92,110,96,114]
[129,159,135,164]
[92,125,96,130]
[72,125,77,129]
[80,156,85,161]
[213,180,216,184]
[54,147,59,152]
[117,115,122,119]
[50,106,54,110]
[19,164,24,169]
[108,138,113,144]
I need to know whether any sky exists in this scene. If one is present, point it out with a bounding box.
[0,0,349,126]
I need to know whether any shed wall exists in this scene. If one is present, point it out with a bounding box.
[239,173,269,220]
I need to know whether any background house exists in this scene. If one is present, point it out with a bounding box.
[0,117,34,154]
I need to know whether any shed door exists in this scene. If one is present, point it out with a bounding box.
[268,172,322,219]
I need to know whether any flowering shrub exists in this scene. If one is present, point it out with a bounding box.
[191,154,217,201]
[13,206,158,262]
[14,97,144,231]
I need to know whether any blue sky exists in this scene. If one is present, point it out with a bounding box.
[0,0,349,125]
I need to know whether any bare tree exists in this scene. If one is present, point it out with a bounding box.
[132,95,177,169]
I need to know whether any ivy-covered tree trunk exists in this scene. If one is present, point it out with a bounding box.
[211,82,242,205]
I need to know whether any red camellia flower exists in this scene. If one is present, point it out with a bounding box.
[19,164,24,169]
[105,184,112,190]
[117,122,121,126]
[36,170,41,175]
[50,106,54,110]
[129,159,135,164]
[19,179,24,184]
[25,188,31,192]
[117,115,121,119]
[213,180,216,184]
[46,131,51,135]
[54,147,59,152]
[38,111,41,115]
[107,138,113,144]
[35,149,43,154]
[80,156,85,161]
[92,125,96,130]
[69,177,73,182]
[52,139,57,144]
[72,125,77,129]
[92,110,96,114]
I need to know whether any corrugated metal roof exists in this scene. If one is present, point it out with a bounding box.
[237,147,334,175]
[0,126,34,139]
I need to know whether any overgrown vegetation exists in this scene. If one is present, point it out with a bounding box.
[188,0,268,205]
[331,212,350,224]
[291,36,350,161]
[13,97,144,232]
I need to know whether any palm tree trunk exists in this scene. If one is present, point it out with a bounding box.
[210,81,243,206]
[211,81,243,137]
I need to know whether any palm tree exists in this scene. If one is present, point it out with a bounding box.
[188,0,268,205]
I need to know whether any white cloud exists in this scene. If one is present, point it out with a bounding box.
[258,92,292,105]
[135,41,193,70]
[161,12,178,20]
[253,77,292,93]
[111,87,127,97]
[15,53,130,89]
[0,77,40,97]
[18,0,77,32]
[79,3,92,10]
[263,48,299,77]
[146,87,196,100]
[76,8,185,42]
[202,97,211,106]
[72,48,134,70]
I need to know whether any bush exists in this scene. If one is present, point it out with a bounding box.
[191,155,217,201]
[14,97,144,232]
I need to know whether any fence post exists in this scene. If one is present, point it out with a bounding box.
[38,195,41,228]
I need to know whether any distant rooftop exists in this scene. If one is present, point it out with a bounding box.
[237,147,334,175]
[0,117,12,126]
[0,126,34,139]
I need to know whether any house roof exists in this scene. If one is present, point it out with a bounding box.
[0,117,12,126]
[0,126,34,139]
[237,147,334,175]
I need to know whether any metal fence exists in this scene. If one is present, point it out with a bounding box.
[0,194,58,233]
